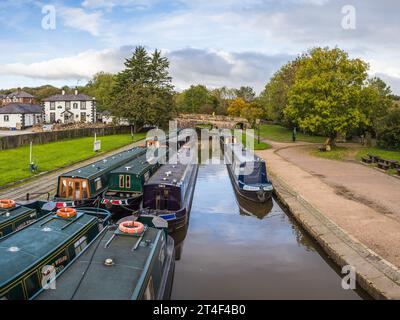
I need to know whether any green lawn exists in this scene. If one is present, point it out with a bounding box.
[0,133,146,187]
[356,147,400,162]
[310,146,350,161]
[259,124,327,143]
[242,133,272,150]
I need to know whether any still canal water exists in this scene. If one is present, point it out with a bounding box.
[171,159,365,299]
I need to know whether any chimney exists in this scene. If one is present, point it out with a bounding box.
[61,89,65,95]
[75,88,78,95]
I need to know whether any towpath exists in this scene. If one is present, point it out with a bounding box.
[256,139,400,268]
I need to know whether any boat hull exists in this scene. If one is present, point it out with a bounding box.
[226,163,273,203]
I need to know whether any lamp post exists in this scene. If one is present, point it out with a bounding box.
[256,119,261,145]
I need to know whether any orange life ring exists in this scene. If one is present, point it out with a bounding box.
[0,199,16,209]
[57,207,77,219]
[118,221,145,235]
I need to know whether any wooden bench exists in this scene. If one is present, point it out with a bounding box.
[361,156,373,164]
[377,159,390,171]
[368,154,381,163]
[387,160,399,169]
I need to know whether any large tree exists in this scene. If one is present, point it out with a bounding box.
[259,58,302,123]
[110,46,175,129]
[83,72,115,112]
[284,47,369,144]
[176,85,217,114]
[234,86,256,103]
[359,77,393,137]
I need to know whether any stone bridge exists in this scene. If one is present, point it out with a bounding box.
[175,113,250,129]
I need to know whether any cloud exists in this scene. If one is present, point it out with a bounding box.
[0,46,133,80]
[58,7,103,36]
[0,46,292,92]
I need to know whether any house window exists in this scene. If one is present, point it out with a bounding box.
[73,103,78,109]
[80,112,86,122]
[50,102,55,110]
[81,101,86,110]
[4,115,9,122]
[66,101,71,110]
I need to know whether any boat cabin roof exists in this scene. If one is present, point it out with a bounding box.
[0,212,98,286]
[35,227,163,300]
[61,147,146,180]
[111,154,154,176]
[0,205,36,227]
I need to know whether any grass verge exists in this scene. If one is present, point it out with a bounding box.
[0,133,146,186]
[260,124,326,143]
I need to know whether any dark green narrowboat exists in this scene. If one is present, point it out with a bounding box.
[0,206,111,300]
[34,215,175,300]
[54,147,147,208]
[101,154,161,218]
[0,201,56,238]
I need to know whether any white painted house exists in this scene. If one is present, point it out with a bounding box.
[42,89,96,124]
[0,104,43,129]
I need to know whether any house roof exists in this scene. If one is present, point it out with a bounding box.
[0,94,6,99]
[6,90,35,99]
[43,93,94,102]
[0,104,42,115]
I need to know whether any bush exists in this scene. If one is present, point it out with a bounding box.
[377,108,400,150]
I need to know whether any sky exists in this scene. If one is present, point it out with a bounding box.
[0,0,399,94]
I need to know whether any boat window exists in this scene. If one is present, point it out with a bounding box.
[24,272,40,299]
[59,178,90,200]
[74,236,88,255]
[143,277,155,300]
[156,189,169,210]
[3,283,24,300]
[95,178,102,191]
[126,175,131,189]
[119,175,125,188]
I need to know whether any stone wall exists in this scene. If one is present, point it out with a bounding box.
[0,126,132,151]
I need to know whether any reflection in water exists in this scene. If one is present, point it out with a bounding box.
[172,161,366,300]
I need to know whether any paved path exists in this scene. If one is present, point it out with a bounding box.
[256,139,400,268]
[0,139,145,201]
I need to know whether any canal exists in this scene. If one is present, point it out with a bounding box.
[171,159,366,299]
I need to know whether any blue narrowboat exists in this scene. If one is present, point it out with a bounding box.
[221,136,273,203]
[0,205,111,300]
[33,215,175,300]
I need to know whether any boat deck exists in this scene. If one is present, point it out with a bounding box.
[0,205,36,226]
[36,227,162,300]
[0,213,97,284]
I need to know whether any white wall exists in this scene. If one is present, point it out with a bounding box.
[44,100,96,124]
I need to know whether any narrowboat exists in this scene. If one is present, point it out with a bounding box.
[101,153,161,219]
[0,205,111,300]
[221,137,273,203]
[140,142,199,232]
[34,215,175,300]
[53,147,147,208]
[0,200,57,238]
